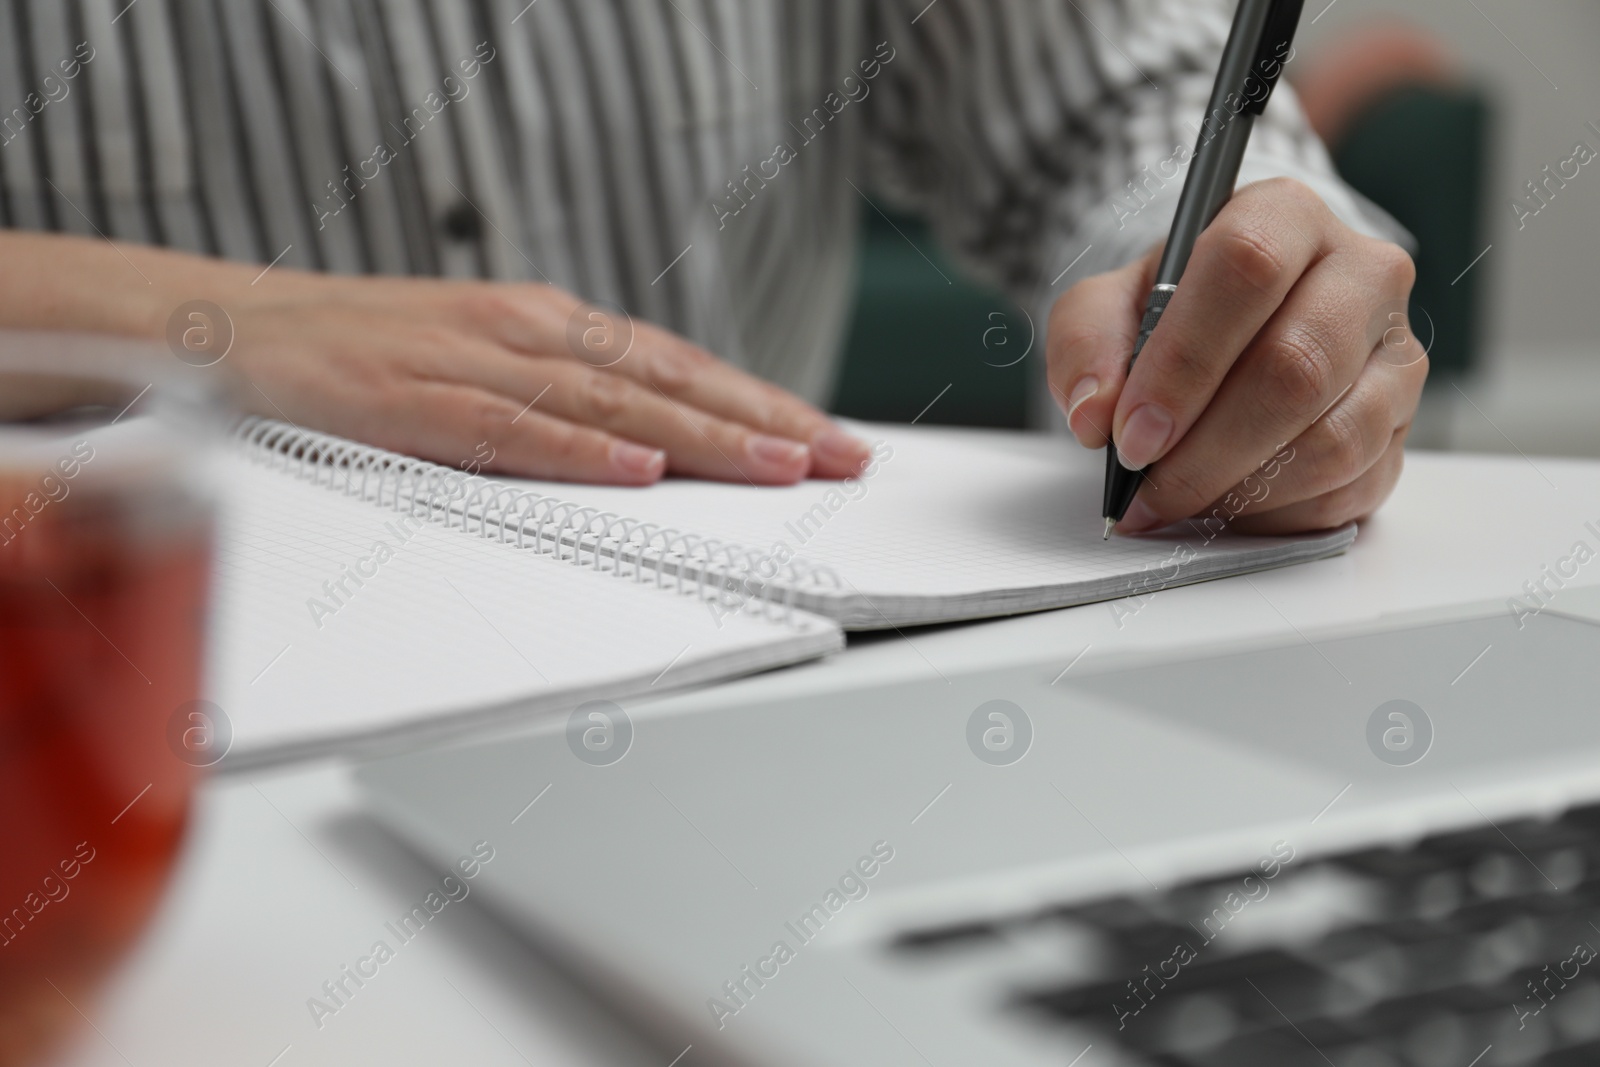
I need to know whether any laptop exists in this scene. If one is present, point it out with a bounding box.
[357,597,1600,1066]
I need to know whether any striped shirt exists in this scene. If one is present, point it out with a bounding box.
[0,0,1394,408]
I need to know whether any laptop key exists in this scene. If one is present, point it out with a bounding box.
[1161,1024,1341,1067]
[890,920,999,953]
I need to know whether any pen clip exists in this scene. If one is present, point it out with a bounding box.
[1241,0,1306,116]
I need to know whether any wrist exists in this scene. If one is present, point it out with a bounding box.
[0,232,278,341]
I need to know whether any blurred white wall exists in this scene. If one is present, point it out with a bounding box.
[1301,0,1600,455]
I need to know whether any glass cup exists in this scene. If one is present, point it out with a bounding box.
[0,335,221,1065]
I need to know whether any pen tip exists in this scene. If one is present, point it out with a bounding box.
[1103,517,1114,541]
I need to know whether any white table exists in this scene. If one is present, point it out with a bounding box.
[46,449,1600,1067]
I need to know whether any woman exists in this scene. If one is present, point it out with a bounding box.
[0,0,1424,533]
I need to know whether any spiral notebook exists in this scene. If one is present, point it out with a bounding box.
[486,423,1358,627]
[226,419,1356,636]
[204,423,842,770]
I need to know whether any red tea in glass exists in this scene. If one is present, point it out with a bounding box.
[0,367,214,1066]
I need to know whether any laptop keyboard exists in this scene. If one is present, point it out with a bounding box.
[892,802,1600,1066]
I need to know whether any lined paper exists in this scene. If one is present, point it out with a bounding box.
[206,456,840,767]
[494,424,1355,627]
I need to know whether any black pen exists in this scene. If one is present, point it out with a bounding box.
[1102,0,1306,539]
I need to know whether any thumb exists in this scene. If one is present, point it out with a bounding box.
[1045,246,1160,449]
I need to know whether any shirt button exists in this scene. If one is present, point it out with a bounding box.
[441,202,481,241]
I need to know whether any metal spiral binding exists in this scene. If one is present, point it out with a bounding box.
[232,418,842,621]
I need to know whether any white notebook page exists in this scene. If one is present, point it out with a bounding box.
[494,424,1351,603]
[206,456,839,767]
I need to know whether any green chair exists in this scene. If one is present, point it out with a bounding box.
[1332,86,1492,382]
[829,207,1030,429]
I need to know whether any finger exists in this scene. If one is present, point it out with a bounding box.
[1213,343,1426,517]
[618,324,873,478]
[1229,430,1407,535]
[467,286,872,478]
[454,353,813,485]
[1119,245,1412,531]
[369,381,667,486]
[1112,178,1334,470]
[1045,249,1158,448]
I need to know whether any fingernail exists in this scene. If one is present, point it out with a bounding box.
[747,434,809,467]
[1115,403,1174,470]
[610,441,665,477]
[1117,498,1163,535]
[811,426,871,470]
[1064,377,1099,437]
